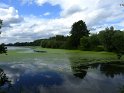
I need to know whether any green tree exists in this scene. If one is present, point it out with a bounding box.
[98,26,124,59]
[68,20,90,49]
[89,34,100,50]
[0,19,7,55]
[98,26,115,51]
[112,31,124,59]
[41,35,68,49]
[80,36,90,51]
[80,34,103,51]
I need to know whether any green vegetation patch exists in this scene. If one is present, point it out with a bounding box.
[0,47,124,63]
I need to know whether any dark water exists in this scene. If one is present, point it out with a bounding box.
[0,62,124,93]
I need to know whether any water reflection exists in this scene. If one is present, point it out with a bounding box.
[7,46,31,50]
[70,62,88,79]
[100,62,124,78]
[0,61,124,93]
[0,68,11,93]
[8,71,63,93]
[7,46,35,53]
[0,62,66,93]
[70,60,124,79]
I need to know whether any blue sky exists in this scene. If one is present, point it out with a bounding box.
[0,0,61,18]
[0,0,124,43]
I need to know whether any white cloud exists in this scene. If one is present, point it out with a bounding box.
[20,0,124,25]
[0,6,23,28]
[43,12,50,16]
[0,0,124,43]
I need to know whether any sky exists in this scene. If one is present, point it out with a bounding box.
[0,0,124,43]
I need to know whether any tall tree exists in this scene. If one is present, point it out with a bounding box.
[68,20,90,49]
[98,26,115,52]
[0,19,7,54]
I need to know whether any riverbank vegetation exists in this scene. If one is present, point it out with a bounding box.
[6,20,124,60]
[0,47,124,63]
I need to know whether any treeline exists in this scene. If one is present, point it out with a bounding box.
[39,20,89,49]
[5,20,124,59]
[40,20,124,59]
[41,35,69,49]
[6,39,42,46]
[80,27,124,53]
[40,26,124,52]
[7,20,124,54]
[6,35,69,49]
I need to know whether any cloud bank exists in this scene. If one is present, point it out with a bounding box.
[0,0,124,43]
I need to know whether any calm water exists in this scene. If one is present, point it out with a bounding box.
[0,47,124,93]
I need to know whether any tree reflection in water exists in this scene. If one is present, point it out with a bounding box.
[100,62,124,78]
[70,62,88,79]
[0,68,11,93]
[70,59,124,79]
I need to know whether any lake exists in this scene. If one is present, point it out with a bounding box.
[0,47,124,93]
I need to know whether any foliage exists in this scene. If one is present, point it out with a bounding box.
[112,31,124,52]
[94,45,104,51]
[0,44,7,54]
[98,26,116,51]
[68,20,90,49]
[80,36,90,51]
[89,34,100,50]
[111,31,124,59]
[0,19,7,54]
[7,39,43,46]
[3,19,124,59]
[98,26,124,59]
[41,35,68,49]
[7,35,68,49]
[80,34,100,51]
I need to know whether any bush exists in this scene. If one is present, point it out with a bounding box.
[80,36,91,51]
[94,45,104,51]
[0,44,7,54]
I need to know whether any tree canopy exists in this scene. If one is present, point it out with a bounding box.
[98,26,116,52]
[67,20,90,49]
[98,26,124,59]
[111,31,124,59]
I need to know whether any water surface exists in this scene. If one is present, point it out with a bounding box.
[0,47,124,93]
